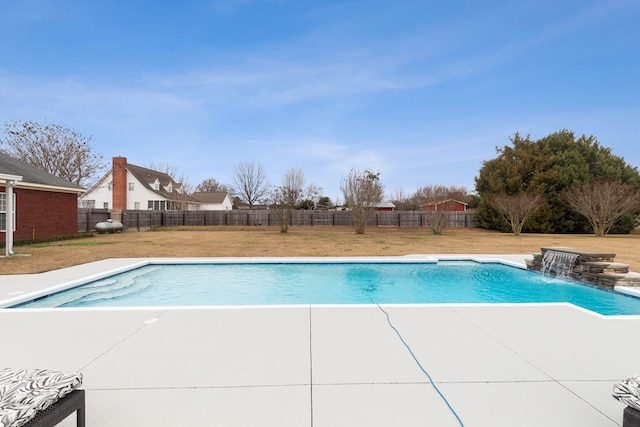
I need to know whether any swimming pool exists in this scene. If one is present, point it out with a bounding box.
[12,260,640,315]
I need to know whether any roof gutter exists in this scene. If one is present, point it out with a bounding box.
[15,181,86,194]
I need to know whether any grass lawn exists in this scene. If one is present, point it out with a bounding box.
[2,226,640,275]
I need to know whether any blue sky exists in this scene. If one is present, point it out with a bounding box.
[1,0,639,203]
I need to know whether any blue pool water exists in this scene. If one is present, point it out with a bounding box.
[13,261,640,315]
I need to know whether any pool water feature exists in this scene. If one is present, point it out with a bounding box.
[12,261,640,315]
[541,250,580,278]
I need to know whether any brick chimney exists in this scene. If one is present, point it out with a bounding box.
[112,156,127,210]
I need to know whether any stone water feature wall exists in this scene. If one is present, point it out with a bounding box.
[527,246,640,289]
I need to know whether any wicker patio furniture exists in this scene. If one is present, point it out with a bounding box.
[0,368,84,427]
[614,374,640,427]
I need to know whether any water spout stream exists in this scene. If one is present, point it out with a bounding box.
[541,250,579,279]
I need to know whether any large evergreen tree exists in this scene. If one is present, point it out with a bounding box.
[474,130,640,233]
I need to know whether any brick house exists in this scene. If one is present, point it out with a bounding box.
[79,157,200,211]
[1,152,84,254]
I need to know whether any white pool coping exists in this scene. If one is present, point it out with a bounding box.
[1,255,639,426]
[2,253,639,316]
[0,254,531,308]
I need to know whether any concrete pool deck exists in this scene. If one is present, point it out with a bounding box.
[1,255,640,426]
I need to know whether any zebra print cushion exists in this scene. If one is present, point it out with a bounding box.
[613,375,640,412]
[0,368,83,427]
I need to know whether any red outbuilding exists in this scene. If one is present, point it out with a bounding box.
[421,199,468,212]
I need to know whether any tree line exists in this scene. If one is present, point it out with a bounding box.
[2,120,640,236]
[474,130,640,237]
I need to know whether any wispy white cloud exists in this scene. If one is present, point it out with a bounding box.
[1,0,637,199]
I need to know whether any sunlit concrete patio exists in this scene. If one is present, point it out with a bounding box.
[1,256,639,426]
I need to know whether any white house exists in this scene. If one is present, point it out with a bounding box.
[190,192,233,210]
[79,157,200,211]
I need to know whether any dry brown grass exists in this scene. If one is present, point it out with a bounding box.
[2,226,640,275]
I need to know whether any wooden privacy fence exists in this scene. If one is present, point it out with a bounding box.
[79,209,476,232]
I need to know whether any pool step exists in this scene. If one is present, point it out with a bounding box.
[574,261,631,288]
[598,272,640,289]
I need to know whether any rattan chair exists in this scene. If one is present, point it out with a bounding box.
[0,368,84,427]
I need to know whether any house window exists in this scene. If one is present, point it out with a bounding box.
[134,202,140,210]
[103,202,109,209]
[129,182,135,191]
[147,200,167,211]
[0,193,16,231]
[108,182,112,191]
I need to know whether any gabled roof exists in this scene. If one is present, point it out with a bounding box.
[376,201,396,209]
[191,192,230,204]
[422,199,468,207]
[0,152,84,192]
[126,163,199,203]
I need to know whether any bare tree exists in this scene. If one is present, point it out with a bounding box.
[145,161,182,180]
[171,171,195,210]
[270,168,306,233]
[427,199,462,235]
[409,185,470,234]
[195,178,230,193]
[231,162,271,209]
[427,210,450,235]
[412,184,469,208]
[563,180,640,237]
[341,169,384,234]
[491,193,544,236]
[391,188,414,210]
[1,120,105,187]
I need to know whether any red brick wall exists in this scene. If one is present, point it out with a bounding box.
[112,156,127,210]
[1,186,79,241]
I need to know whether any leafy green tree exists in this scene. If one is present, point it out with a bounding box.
[317,196,333,209]
[475,130,640,233]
